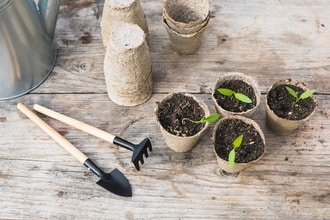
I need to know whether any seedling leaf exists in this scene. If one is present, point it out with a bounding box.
[234,93,252,104]
[228,135,243,168]
[218,88,234,96]
[228,149,236,168]
[233,135,243,148]
[200,114,220,123]
[218,88,252,104]
[300,89,315,100]
[182,114,220,124]
[285,86,298,99]
[286,86,315,103]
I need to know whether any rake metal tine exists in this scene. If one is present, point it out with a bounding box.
[144,150,149,158]
[134,161,140,171]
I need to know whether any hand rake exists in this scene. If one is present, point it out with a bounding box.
[17,103,132,197]
[33,104,152,170]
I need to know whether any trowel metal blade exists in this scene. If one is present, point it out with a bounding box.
[97,168,132,197]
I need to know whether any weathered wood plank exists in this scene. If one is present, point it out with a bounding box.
[33,0,330,95]
[0,93,329,219]
[0,0,329,219]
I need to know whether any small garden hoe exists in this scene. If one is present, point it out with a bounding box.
[33,104,152,170]
[17,103,132,197]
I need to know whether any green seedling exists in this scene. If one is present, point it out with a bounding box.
[228,134,243,168]
[285,86,315,103]
[182,113,220,124]
[217,88,252,104]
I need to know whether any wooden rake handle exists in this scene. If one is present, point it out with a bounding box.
[17,103,88,164]
[33,104,116,144]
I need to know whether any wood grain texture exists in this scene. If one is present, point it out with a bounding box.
[0,0,329,219]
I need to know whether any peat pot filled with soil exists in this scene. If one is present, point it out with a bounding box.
[212,115,266,174]
[155,93,210,152]
[266,78,317,135]
[212,72,261,118]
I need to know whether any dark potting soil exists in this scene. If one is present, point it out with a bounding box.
[156,93,205,137]
[168,5,201,23]
[214,118,265,163]
[213,80,257,113]
[267,84,316,120]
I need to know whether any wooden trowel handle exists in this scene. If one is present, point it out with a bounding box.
[17,103,88,164]
[33,104,116,144]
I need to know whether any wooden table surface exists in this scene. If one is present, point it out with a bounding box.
[1,0,329,219]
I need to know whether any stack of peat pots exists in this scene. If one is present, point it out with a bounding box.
[162,0,210,54]
[101,0,152,106]
[101,0,149,48]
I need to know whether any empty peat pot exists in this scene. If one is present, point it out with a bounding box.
[212,72,261,118]
[265,78,317,135]
[162,0,210,54]
[163,0,210,33]
[155,93,210,152]
[212,115,266,174]
[163,20,208,55]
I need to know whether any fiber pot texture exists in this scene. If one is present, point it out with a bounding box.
[103,23,152,106]
[266,78,317,135]
[162,0,210,54]
[155,93,210,152]
[163,0,210,34]
[163,19,208,55]
[212,72,261,118]
[101,0,148,47]
[212,115,266,174]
